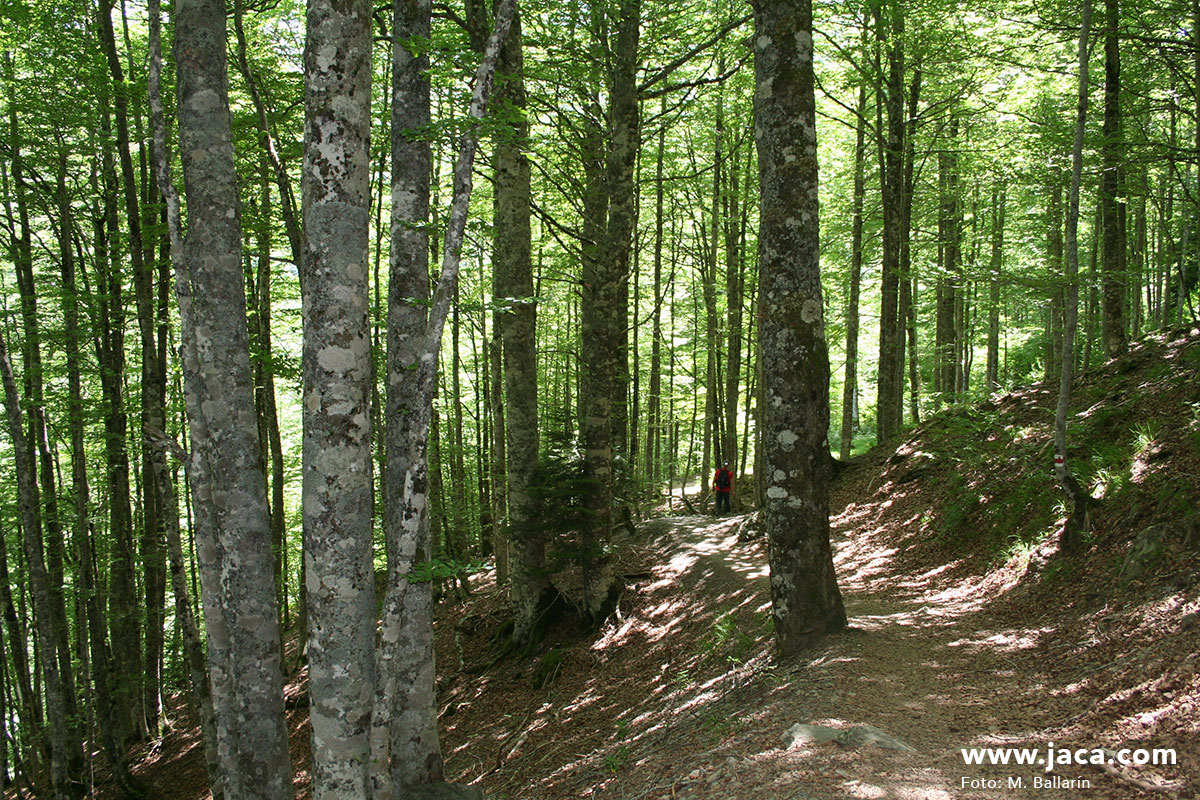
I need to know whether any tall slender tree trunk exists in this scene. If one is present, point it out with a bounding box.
[1101,0,1127,357]
[95,3,147,743]
[645,99,667,485]
[449,293,471,593]
[986,185,1005,391]
[752,0,846,658]
[492,3,548,647]
[874,0,905,443]
[581,0,638,623]
[0,328,72,800]
[840,83,867,461]
[723,136,744,506]
[1056,0,1096,555]
[1046,179,1065,381]
[147,4,224,789]
[707,82,724,478]
[901,63,921,424]
[372,3,515,794]
[936,116,960,405]
[174,0,294,794]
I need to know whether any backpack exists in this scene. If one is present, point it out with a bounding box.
[715,468,731,490]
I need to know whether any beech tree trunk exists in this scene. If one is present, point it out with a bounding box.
[174,0,294,794]
[752,0,846,658]
[645,99,667,484]
[147,1,222,789]
[1100,0,1128,357]
[874,0,905,444]
[302,0,378,794]
[492,4,549,647]
[1056,0,1096,555]
[840,83,867,461]
[581,0,638,623]
[372,2,515,794]
[986,185,1005,391]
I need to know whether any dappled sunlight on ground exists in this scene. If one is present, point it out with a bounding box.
[430,332,1200,798]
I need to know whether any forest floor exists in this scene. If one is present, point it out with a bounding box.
[434,326,1200,800]
[95,326,1200,799]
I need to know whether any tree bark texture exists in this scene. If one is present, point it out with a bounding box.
[492,4,548,647]
[302,0,377,795]
[1056,0,1095,554]
[374,1,515,793]
[373,2,439,794]
[581,0,639,623]
[1100,0,1128,357]
[751,0,847,659]
[147,4,224,789]
[174,0,294,795]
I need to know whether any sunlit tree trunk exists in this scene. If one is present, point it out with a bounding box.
[302,0,377,793]
[752,0,846,658]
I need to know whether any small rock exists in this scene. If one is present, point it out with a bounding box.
[782,724,842,749]
[835,724,915,752]
[1119,526,1168,583]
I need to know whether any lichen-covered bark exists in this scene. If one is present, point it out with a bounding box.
[751,0,847,659]
[301,0,377,796]
[493,6,547,647]
[148,2,224,789]
[174,0,293,796]
[372,1,515,794]
[371,2,438,796]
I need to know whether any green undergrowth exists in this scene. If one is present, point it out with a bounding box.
[870,328,1200,567]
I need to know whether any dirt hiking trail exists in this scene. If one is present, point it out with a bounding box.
[439,503,1197,800]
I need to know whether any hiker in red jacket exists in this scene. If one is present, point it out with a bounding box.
[713,462,733,516]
